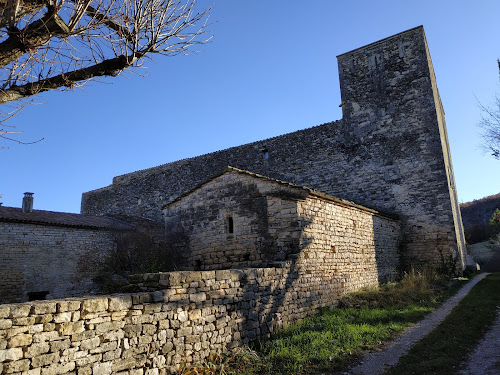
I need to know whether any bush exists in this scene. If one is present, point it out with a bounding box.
[91,225,188,293]
[488,209,500,238]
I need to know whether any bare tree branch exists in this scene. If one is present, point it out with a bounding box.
[478,59,500,160]
[0,0,211,147]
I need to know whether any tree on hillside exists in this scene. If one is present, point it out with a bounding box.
[489,208,500,238]
[0,0,211,146]
[478,60,500,159]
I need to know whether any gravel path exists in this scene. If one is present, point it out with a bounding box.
[458,307,500,375]
[341,273,488,375]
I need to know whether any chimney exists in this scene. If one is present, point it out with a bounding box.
[22,192,34,213]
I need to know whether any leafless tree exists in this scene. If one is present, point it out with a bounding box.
[0,0,211,146]
[478,60,500,159]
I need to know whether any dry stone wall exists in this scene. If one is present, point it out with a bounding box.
[0,222,116,304]
[81,26,465,270]
[0,260,396,375]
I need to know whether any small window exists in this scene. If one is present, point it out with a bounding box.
[227,216,234,234]
[261,147,269,160]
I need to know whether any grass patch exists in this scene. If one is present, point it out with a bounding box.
[178,271,471,375]
[256,271,466,374]
[384,273,500,375]
[258,305,433,374]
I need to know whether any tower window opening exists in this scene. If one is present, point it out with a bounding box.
[261,148,269,160]
[227,216,234,234]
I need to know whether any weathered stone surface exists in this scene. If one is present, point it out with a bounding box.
[56,321,85,335]
[9,304,31,318]
[24,342,50,358]
[40,361,75,375]
[32,302,57,315]
[0,319,12,330]
[108,295,132,312]
[0,224,117,305]
[32,352,60,367]
[82,298,109,313]
[93,361,113,375]
[3,358,30,373]
[57,300,81,313]
[7,333,32,348]
[0,348,23,362]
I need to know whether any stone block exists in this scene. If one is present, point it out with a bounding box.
[123,324,142,338]
[177,311,188,323]
[31,302,57,315]
[108,295,133,312]
[93,361,113,375]
[53,312,72,323]
[40,361,75,375]
[95,321,125,334]
[80,336,100,350]
[7,333,32,348]
[0,347,23,361]
[9,304,31,318]
[189,293,206,303]
[82,298,109,313]
[50,339,71,352]
[27,341,53,359]
[111,357,137,372]
[0,319,12,330]
[56,321,85,335]
[57,300,81,313]
[3,358,30,373]
[0,305,10,319]
[32,352,60,367]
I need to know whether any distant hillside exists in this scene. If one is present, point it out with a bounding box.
[460,193,500,243]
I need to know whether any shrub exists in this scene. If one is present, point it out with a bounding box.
[488,208,500,238]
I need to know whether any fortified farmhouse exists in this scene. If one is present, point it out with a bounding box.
[83,26,466,270]
[0,26,468,374]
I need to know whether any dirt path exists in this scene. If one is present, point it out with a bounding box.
[458,308,500,375]
[340,273,488,375]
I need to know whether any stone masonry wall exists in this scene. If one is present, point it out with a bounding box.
[0,262,395,375]
[0,222,116,304]
[337,26,466,268]
[163,169,400,282]
[81,26,465,270]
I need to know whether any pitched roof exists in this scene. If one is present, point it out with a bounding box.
[0,206,132,230]
[164,166,399,220]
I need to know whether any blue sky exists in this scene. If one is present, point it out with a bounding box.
[2,1,500,213]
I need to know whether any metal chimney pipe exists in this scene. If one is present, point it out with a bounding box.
[22,192,34,213]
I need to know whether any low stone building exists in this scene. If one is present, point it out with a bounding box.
[163,167,401,284]
[0,194,131,304]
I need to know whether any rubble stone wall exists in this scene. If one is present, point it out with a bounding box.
[0,222,116,304]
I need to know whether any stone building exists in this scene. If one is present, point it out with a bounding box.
[163,166,400,283]
[0,194,130,304]
[82,26,466,270]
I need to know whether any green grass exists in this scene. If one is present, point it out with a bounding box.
[258,305,433,374]
[384,273,500,375]
[256,271,466,374]
[178,271,472,375]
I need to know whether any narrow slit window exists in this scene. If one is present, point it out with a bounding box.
[227,216,234,234]
[261,148,269,160]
